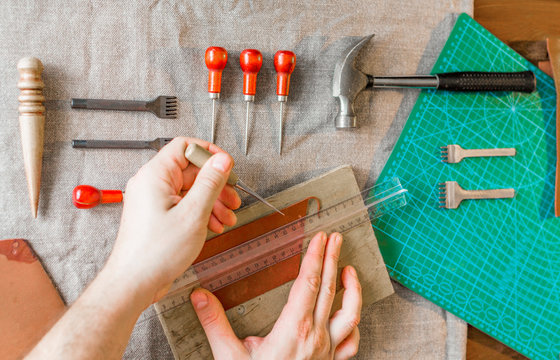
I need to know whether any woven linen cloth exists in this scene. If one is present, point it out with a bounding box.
[0,1,471,359]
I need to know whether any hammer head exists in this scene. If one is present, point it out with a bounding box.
[332,35,373,129]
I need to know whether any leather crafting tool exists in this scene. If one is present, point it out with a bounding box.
[72,138,172,151]
[0,239,65,359]
[184,143,284,215]
[440,144,516,163]
[239,49,262,155]
[17,57,45,218]
[72,185,123,209]
[438,181,515,209]
[205,46,228,143]
[154,177,407,319]
[548,38,560,217]
[71,96,177,119]
[332,35,537,129]
[274,50,296,155]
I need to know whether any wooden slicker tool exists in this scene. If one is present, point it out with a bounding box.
[17,57,45,218]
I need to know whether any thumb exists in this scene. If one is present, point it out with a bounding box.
[191,288,246,357]
[179,152,233,218]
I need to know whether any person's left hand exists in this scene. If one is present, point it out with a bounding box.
[191,232,362,360]
[105,137,242,305]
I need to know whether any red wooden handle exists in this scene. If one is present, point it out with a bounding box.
[205,46,228,94]
[274,50,296,97]
[240,49,262,96]
[72,185,123,209]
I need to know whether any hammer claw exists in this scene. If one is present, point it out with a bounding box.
[332,34,374,129]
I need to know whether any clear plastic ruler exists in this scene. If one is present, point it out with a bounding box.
[153,178,408,318]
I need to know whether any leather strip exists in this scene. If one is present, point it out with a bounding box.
[194,197,318,310]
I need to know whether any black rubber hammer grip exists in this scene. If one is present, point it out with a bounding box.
[436,71,536,93]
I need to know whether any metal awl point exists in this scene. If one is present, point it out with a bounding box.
[184,143,284,215]
[211,98,217,143]
[278,101,284,154]
[245,101,250,155]
[235,179,285,216]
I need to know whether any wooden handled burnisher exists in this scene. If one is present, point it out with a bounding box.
[17,57,45,218]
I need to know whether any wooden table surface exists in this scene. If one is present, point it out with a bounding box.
[468,1,559,359]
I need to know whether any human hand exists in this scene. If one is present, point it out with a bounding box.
[105,137,241,305]
[191,232,362,360]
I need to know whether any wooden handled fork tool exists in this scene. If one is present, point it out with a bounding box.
[440,145,516,163]
[438,181,515,209]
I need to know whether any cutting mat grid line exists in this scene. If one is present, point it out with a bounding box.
[375,220,559,331]
[372,14,559,360]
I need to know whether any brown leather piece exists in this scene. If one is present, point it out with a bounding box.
[0,239,65,360]
[547,38,560,217]
[0,238,37,263]
[193,198,316,310]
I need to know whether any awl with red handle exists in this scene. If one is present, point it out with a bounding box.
[240,49,263,155]
[274,50,296,155]
[205,47,228,143]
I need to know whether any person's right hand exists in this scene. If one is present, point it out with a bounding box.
[106,137,241,305]
[190,231,362,360]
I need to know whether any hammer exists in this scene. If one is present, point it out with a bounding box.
[332,35,537,129]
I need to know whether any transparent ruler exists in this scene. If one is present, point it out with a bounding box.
[153,178,408,318]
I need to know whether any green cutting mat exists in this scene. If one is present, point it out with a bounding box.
[373,13,559,360]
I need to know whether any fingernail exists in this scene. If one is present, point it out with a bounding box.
[191,290,208,310]
[211,153,232,173]
[348,266,357,277]
[335,233,342,244]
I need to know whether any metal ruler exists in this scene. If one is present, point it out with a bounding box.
[152,178,407,318]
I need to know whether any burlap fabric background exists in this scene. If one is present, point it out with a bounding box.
[0,1,471,358]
